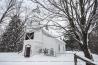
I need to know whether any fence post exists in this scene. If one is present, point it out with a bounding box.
[74,54,77,65]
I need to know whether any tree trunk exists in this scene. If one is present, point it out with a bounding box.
[82,33,94,65]
[83,46,94,65]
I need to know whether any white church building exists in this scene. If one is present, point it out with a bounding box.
[22,25,66,57]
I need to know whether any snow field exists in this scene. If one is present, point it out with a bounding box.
[0,51,97,65]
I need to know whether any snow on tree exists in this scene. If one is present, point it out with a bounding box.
[0,15,24,52]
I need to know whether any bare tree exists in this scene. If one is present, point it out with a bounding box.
[0,0,17,23]
[31,0,98,65]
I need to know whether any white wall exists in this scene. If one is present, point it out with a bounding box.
[41,30,65,53]
[22,29,66,56]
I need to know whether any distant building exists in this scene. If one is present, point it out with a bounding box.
[22,25,66,57]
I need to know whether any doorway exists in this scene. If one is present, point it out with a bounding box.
[24,44,31,57]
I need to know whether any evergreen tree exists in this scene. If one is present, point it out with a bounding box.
[0,15,24,52]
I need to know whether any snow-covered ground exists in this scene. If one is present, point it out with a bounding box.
[0,51,98,65]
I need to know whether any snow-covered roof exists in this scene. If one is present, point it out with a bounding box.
[42,29,56,38]
[25,25,43,33]
[42,28,65,44]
